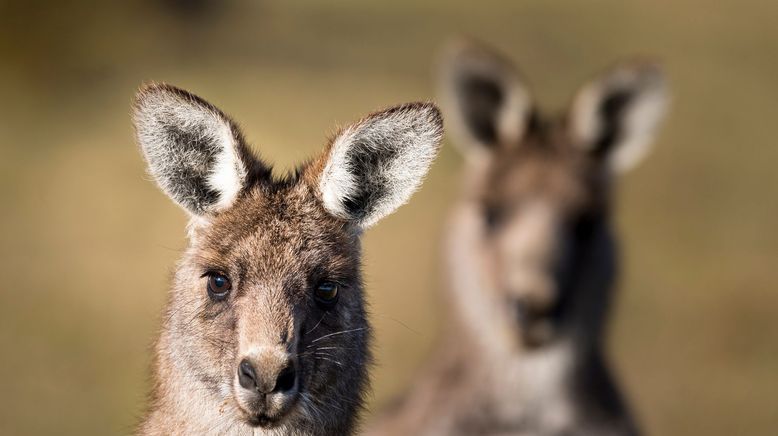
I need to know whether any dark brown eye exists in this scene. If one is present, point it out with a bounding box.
[207,273,232,301]
[314,282,339,308]
[484,204,502,230]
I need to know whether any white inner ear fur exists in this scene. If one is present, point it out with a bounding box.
[135,88,248,215]
[206,121,247,211]
[612,87,667,171]
[496,76,533,145]
[571,67,668,173]
[319,128,356,221]
[319,105,442,229]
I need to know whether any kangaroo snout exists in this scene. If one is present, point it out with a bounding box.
[238,349,298,395]
[237,349,297,394]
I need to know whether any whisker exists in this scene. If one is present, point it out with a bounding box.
[304,390,346,414]
[314,356,343,367]
[304,313,327,335]
[375,313,422,336]
[313,352,337,359]
[309,327,368,345]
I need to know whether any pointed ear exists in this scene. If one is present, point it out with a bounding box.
[132,83,259,216]
[438,39,534,159]
[568,62,669,172]
[317,103,443,229]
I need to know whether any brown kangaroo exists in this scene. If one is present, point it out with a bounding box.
[368,41,668,436]
[131,83,443,435]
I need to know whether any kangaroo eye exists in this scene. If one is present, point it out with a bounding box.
[207,273,232,300]
[314,282,339,308]
[484,205,503,230]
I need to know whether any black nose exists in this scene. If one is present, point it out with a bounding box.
[274,364,297,393]
[238,358,297,393]
[238,359,258,390]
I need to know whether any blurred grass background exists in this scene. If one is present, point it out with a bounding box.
[1,0,776,434]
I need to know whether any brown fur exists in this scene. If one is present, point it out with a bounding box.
[141,182,370,435]
[131,84,442,435]
[369,40,667,436]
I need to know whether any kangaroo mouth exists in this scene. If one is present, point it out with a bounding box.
[238,390,301,429]
[243,403,295,429]
[247,412,284,429]
[516,302,557,348]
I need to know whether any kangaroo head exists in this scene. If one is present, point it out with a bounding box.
[133,84,442,432]
[440,41,667,350]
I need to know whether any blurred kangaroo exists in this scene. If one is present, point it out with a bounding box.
[368,41,668,436]
[131,83,442,435]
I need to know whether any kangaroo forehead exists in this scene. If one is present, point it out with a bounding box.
[486,151,587,200]
[200,186,353,261]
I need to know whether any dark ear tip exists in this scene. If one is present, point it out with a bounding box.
[133,82,192,107]
[438,37,517,74]
[440,37,476,61]
[133,82,176,116]
[420,102,445,142]
[369,101,444,131]
[132,82,233,126]
[134,81,169,101]
[633,61,665,80]
[440,36,493,63]
[406,101,445,140]
[411,101,444,125]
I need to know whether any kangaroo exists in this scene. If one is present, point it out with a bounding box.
[131,83,443,435]
[368,41,668,436]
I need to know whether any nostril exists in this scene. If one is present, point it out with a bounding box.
[273,363,297,393]
[515,299,529,325]
[238,359,257,390]
[513,297,543,327]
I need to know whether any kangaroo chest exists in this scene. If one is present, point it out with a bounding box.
[481,342,577,434]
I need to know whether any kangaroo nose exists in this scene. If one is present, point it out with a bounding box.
[238,359,258,390]
[238,356,297,394]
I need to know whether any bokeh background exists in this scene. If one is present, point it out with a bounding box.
[1,1,776,434]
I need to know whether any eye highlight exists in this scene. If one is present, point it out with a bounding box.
[206,273,232,301]
[314,282,339,308]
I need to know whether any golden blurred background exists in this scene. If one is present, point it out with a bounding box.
[1,1,776,434]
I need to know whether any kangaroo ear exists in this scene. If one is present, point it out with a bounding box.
[438,39,534,159]
[317,103,443,229]
[568,62,669,172]
[133,83,259,216]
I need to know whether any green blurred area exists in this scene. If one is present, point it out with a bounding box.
[1,1,776,434]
